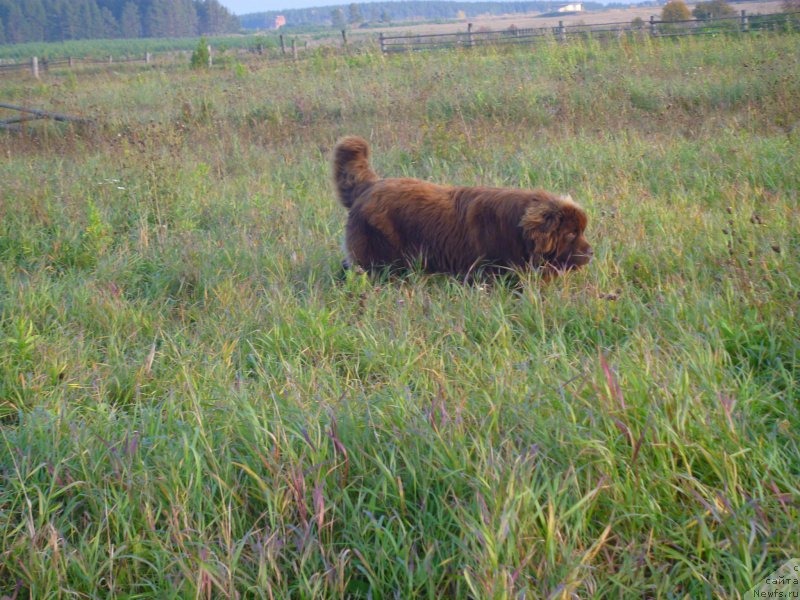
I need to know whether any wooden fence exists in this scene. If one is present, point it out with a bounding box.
[378,10,800,53]
[0,53,156,77]
[0,36,305,78]
[0,10,797,78]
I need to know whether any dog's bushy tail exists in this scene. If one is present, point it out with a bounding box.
[333,136,378,210]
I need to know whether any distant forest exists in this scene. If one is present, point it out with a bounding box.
[239,1,605,30]
[0,0,238,44]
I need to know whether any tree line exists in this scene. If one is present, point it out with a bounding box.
[239,1,603,30]
[0,0,238,45]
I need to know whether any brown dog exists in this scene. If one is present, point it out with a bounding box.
[333,136,592,277]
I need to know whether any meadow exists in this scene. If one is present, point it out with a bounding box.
[0,34,285,62]
[1,31,798,598]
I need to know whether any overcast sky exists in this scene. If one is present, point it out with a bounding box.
[220,0,366,13]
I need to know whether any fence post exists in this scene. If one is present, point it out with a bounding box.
[291,38,297,61]
[740,10,748,32]
[379,32,385,53]
[68,56,74,68]
[649,15,656,36]
[558,20,566,42]
[145,52,151,64]
[341,29,347,47]
[31,56,39,79]
[280,34,286,56]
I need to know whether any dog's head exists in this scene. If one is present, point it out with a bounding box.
[520,194,592,273]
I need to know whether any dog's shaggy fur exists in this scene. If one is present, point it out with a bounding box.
[333,136,592,277]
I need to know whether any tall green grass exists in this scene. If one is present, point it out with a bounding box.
[1,33,798,598]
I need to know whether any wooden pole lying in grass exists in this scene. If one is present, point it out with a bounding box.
[0,102,89,120]
[0,102,92,131]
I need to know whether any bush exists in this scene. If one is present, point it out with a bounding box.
[693,0,736,20]
[190,36,210,69]
[661,0,691,22]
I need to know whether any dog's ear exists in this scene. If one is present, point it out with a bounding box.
[520,202,562,255]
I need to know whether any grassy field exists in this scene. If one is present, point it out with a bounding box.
[1,32,798,598]
[0,35,285,62]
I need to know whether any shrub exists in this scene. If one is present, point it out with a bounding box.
[190,36,210,69]
[662,0,691,22]
[692,0,737,20]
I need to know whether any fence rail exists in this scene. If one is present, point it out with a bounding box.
[378,10,800,52]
